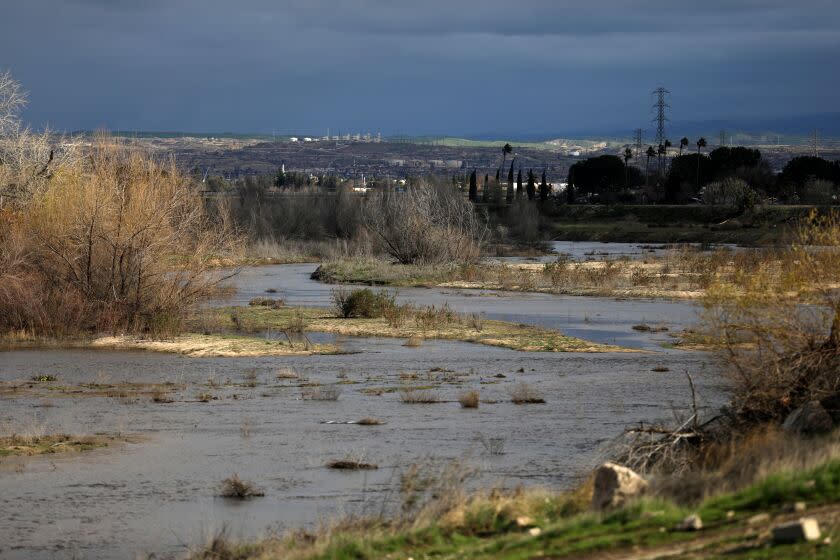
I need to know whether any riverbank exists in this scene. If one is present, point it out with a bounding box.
[0,331,341,357]
[195,452,840,559]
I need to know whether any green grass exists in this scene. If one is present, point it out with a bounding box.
[216,459,840,559]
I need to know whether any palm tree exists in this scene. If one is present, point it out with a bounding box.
[679,137,689,157]
[645,146,656,188]
[499,143,512,179]
[623,147,633,188]
[695,137,707,191]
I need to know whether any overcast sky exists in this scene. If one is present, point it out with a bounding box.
[2,0,839,137]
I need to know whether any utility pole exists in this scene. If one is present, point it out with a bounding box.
[634,128,643,158]
[719,129,726,148]
[811,129,820,157]
[651,87,670,147]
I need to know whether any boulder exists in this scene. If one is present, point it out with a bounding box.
[677,514,703,531]
[772,517,821,544]
[782,401,834,435]
[591,462,648,510]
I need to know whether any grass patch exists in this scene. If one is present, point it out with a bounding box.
[194,305,631,353]
[195,457,840,559]
[0,433,132,457]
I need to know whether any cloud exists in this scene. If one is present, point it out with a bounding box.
[1,1,838,135]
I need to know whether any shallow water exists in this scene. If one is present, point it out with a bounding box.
[494,240,740,264]
[0,249,727,559]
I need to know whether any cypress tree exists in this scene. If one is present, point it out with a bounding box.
[516,168,523,198]
[526,169,536,200]
[468,169,477,201]
[539,170,550,201]
[506,160,515,203]
[482,173,490,202]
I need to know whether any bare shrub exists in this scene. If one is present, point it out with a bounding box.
[403,336,423,347]
[301,385,341,401]
[219,474,264,499]
[458,390,480,409]
[327,455,378,470]
[477,434,506,455]
[400,387,440,404]
[332,288,395,318]
[362,181,486,265]
[0,138,240,336]
[466,313,484,332]
[509,383,545,404]
[703,211,840,425]
[414,303,458,330]
[248,297,284,308]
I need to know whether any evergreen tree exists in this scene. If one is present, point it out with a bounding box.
[539,170,550,200]
[567,168,575,204]
[482,173,490,202]
[468,169,477,201]
[516,168,523,198]
[526,169,536,200]
[506,160,515,203]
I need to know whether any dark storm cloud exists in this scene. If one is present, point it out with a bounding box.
[1,1,838,136]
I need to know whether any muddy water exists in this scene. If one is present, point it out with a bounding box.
[0,256,726,559]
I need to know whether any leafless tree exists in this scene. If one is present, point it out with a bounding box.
[362,182,486,265]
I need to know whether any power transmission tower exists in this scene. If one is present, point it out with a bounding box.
[811,129,820,157]
[651,87,670,147]
[719,129,726,148]
[634,128,643,157]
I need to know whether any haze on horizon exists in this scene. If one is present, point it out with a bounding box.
[2,0,839,138]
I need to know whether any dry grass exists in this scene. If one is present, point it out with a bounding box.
[400,387,441,404]
[276,368,299,379]
[326,456,378,470]
[403,336,423,347]
[197,305,631,353]
[219,474,264,499]
[357,417,384,426]
[458,390,480,409]
[0,433,128,457]
[301,385,341,401]
[509,383,546,404]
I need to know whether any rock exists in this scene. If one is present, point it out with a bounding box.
[783,501,807,513]
[591,462,648,510]
[528,527,542,537]
[772,517,821,544]
[782,401,834,435]
[677,514,703,531]
[515,516,535,528]
[747,513,770,525]
[726,510,736,520]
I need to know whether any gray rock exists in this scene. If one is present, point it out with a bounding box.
[772,517,821,544]
[677,514,703,531]
[591,462,648,510]
[782,401,834,435]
